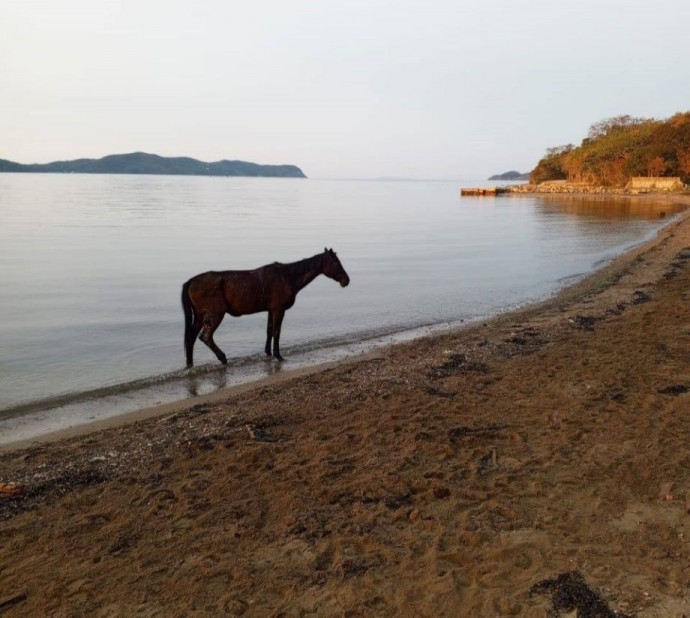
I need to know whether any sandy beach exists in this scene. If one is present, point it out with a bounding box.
[3,195,690,617]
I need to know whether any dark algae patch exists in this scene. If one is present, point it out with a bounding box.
[657,383,689,395]
[0,468,109,521]
[530,571,630,618]
[428,353,490,379]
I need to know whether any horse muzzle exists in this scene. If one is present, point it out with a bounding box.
[340,275,350,287]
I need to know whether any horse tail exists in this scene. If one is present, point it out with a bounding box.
[182,279,196,366]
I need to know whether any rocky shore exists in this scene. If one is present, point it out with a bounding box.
[2,196,690,616]
[502,180,689,196]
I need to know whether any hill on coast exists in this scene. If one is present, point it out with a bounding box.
[530,112,690,186]
[0,152,307,178]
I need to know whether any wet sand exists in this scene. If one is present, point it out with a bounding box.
[2,196,690,616]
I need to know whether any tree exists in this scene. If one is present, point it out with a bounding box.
[646,156,667,177]
[677,152,690,180]
[545,144,575,157]
[587,115,653,140]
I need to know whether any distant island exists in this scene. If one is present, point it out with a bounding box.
[0,152,307,178]
[487,170,530,181]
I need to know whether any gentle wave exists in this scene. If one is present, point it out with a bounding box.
[0,318,456,421]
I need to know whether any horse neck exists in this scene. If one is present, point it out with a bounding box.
[286,254,324,292]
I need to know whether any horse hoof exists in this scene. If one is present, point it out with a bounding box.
[274,354,285,362]
[220,357,228,365]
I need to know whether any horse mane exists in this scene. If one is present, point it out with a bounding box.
[275,252,326,277]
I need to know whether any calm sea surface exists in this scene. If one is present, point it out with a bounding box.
[0,174,682,442]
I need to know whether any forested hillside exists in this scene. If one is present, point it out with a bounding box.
[530,113,690,186]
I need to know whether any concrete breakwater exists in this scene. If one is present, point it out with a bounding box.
[461,178,689,197]
[460,186,503,196]
[506,183,636,195]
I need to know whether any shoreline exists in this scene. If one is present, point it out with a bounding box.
[0,357,355,453]
[2,316,505,452]
[2,194,686,452]
[3,195,690,615]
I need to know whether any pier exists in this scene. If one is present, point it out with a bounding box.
[460,186,508,196]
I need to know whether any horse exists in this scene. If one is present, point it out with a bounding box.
[181,248,350,367]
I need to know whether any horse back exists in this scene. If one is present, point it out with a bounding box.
[187,267,292,316]
[219,268,274,315]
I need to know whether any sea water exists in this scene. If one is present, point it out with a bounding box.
[0,174,681,443]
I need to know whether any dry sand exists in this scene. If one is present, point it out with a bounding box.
[3,197,690,617]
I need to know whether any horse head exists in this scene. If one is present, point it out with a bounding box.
[322,247,350,287]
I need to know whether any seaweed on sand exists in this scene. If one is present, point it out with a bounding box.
[530,571,629,618]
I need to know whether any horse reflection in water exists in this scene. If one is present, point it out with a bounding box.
[181,248,350,367]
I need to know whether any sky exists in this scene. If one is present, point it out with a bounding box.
[2,0,690,180]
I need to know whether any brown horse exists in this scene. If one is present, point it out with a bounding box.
[181,248,350,367]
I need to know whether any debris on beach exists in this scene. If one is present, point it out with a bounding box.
[424,386,457,399]
[663,247,690,279]
[0,469,109,520]
[631,289,652,304]
[0,483,23,497]
[429,352,489,379]
[0,591,28,612]
[530,571,629,618]
[657,383,689,395]
[245,424,277,442]
[570,314,599,331]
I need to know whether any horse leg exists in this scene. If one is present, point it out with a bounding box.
[271,308,286,361]
[265,310,273,356]
[199,309,228,365]
[185,317,202,367]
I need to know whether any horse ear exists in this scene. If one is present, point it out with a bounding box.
[324,247,328,253]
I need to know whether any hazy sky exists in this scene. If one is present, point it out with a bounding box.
[2,0,689,179]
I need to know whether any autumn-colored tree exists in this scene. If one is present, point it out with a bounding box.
[529,145,570,184]
[646,156,667,177]
[587,115,652,139]
[678,152,690,177]
[530,112,689,186]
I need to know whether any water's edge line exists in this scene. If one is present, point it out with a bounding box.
[1,208,678,421]
[2,202,689,451]
[0,320,463,421]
